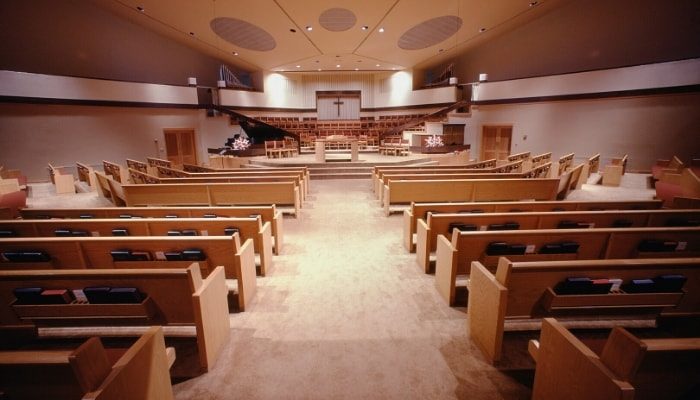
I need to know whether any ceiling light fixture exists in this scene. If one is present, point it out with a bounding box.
[136,6,145,12]
[318,68,322,71]
[375,64,380,67]
[354,68,359,71]
[378,27,385,33]
[336,64,341,68]
[529,1,539,6]
[479,27,486,32]
[296,65,301,68]
[290,28,296,33]
[189,32,195,36]
[439,48,444,52]
[233,52,238,56]
[361,25,368,30]
[306,26,313,31]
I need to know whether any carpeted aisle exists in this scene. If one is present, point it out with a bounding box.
[172,179,531,400]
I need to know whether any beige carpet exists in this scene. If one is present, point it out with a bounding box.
[23,174,656,399]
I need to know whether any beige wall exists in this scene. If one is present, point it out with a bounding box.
[0,104,236,181]
[466,92,700,171]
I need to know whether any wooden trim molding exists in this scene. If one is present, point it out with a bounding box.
[471,84,700,106]
[0,95,200,109]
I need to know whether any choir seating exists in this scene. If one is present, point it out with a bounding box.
[20,205,285,255]
[530,318,700,400]
[402,199,663,252]
[468,257,700,363]
[435,226,700,306]
[0,326,175,400]
[0,263,230,377]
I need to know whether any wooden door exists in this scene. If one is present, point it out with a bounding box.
[481,125,512,161]
[163,128,197,167]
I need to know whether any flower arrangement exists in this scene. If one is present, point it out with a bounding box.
[231,136,251,151]
[425,134,445,148]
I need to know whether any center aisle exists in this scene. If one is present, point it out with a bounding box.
[174,179,529,400]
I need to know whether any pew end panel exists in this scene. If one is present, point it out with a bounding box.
[234,237,257,312]
[531,318,635,400]
[468,260,509,364]
[83,326,175,400]
[259,220,274,276]
[416,218,432,273]
[191,266,230,372]
[434,233,459,306]
[403,208,416,252]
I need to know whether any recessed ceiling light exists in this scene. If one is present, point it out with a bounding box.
[336,64,341,68]
[318,68,322,71]
[529,1,539,6]
[233,52,239,56]
[439,48,444,52]
[479,27,486,33]
[189,32,195,36]
[296,65,301,68]
[315,60,320,63]
[136,6,145,12]
[375,64,380,67]
[391,67,396,70]
[361,25,368,30]
[378,27,385,33]
[290,28,296,33]
[306,26,313,31]
[354,68,359,71]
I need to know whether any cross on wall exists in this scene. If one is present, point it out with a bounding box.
[333,96,344,117]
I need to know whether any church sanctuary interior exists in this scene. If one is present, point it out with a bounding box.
[2,0,700,399]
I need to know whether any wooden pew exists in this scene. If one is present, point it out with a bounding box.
[152,166,307,201]
[435,226,700,305]
[157,165,309,199]
[655,168,700,207]
[20,205,284,255]
[190,164,311,185]
[383,178,560,216]
[556,163,585,199]
[0,215,274,276]
[468,257,700,363]
[0,326,175,400]
[146,157,172,169]
[76,162,97,191]
[556,153,575,176]
[0,263,229,376]
[416,209,700,272]
[507,151,531,170]
[652,155,685,181]
[372,159,497,194]
[121,181,301,216]
[0,234,256,310]
[94,171,126,207]
[530,318,700,400]
[402,199,663,252]
[102,161,129,184]
[577,153,601,188]
[48,163,76,194]
[602,154,629,187]
[530,152,552,167]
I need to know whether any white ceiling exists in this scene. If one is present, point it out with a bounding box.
[92,0,566,73]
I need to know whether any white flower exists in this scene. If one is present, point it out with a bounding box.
[232,137,251,150]
[425,135,444,148]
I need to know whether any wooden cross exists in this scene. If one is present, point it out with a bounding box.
[333,96,344,117]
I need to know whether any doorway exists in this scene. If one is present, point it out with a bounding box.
[480,125,512,161]
[163,128,197,167]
